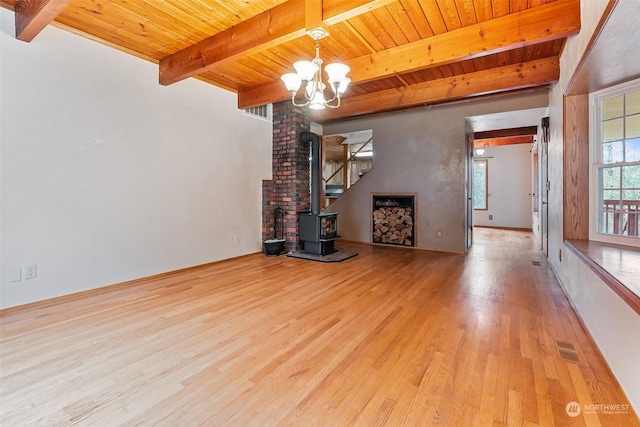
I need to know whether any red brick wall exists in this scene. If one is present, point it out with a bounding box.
[262,101,311,252]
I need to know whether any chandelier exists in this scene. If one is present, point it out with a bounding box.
[280,28,351,110]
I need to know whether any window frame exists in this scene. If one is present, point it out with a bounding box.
[589,78,640,247]
[473,158,488,211]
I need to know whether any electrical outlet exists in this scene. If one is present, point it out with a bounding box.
[436,229,443,238]
[9,268,22,283]
[489,214,493,220]
[234,235,240,244]
[25,265,37,280]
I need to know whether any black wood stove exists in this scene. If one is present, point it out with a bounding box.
[298,131,339,255]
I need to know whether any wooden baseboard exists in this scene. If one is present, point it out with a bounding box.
[474,225,532,232]
[340,239,465,254]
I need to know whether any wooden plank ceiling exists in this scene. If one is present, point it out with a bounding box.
[3,0,580,122]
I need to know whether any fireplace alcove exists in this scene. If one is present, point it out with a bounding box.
[372,193,416,247]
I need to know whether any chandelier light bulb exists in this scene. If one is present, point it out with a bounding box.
[281,73,302,93]
[309,89,327,110]
[325,63,350,82]
[293,61,318,82]
[336,77,351,95]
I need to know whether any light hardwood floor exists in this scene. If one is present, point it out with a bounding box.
[1,228,638,426]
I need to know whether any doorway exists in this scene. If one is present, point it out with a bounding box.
[466,108,549,244]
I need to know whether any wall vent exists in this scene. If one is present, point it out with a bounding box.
[244,104,272,122]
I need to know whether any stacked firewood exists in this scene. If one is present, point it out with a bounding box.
[372,206,413,246]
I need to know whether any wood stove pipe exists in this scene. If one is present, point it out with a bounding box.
[300,131,321,215]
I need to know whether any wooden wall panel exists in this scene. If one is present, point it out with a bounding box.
[563,94,590,240]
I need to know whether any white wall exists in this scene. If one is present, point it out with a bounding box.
[473,144,532,229]
[0,9,272,309]
[546,0,640,412]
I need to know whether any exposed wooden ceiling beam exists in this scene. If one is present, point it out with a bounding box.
[475,136,535,147]
[349,0,578,84]
[159,1,303,86]
[15,0,71,42]
[238,0,579,109]
[474,126,539,140]
[159,0,394,86]
[305,0,328,33]
[311,57,560,121]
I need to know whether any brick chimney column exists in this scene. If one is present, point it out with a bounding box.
[262,101,311,252]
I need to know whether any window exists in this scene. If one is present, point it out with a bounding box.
[590,79,640,246]
[473,159,488,210]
